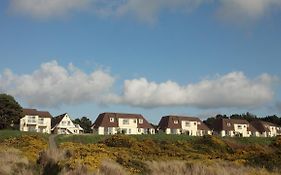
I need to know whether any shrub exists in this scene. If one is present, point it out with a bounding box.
[100,135,136,148]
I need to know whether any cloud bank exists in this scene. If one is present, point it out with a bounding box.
[0,61,277,109]
[9,0,281,23]
[0,61,115,107]
[109,72,277,108]
[9,0,91,19]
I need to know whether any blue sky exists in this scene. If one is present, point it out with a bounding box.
[0,0,281,124]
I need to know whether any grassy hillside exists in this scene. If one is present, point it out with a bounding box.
[0,131,280,175]
[56,134,281,174]
[0,129,49,141]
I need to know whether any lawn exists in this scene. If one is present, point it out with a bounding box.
[0,129,49,141]
[55,133,274,146]
[55,133,202,145]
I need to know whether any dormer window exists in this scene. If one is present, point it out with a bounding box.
[174,120,178,124]
[139,119,143,124]
[110,117,114,122]
[198,122,201,125]
[227,123,231,127]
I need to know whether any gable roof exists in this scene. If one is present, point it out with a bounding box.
[22,108,52,118]
[158,115,210,131]
[250,120,278,133]
[51,113,67,128]
[211,118,250,132]
[92,112,153,129]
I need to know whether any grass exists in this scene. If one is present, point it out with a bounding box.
[56,133,202,145]
[223,136,275,145]
[56,134,105,144]
[0,130,49,141]
[56,133,274,146]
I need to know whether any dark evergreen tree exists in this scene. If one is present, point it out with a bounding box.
[73,116,92,133]
[0,94,23,129]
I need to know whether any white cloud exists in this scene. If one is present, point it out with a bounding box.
[0,61,278,109]
[0,60,115,107]
[108,72,277,109]
[8,0,281,23]
[9,0,91,19]
[217,0,281,23]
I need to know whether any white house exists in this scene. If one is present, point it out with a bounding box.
[20,108,52,134]
[250,120,281,137]
[211,118,253,137]
[51,113,83,134]
[92,112,155,135]
[158,115,211,136]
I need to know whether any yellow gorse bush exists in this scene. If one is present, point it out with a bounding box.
[1,135,48,162]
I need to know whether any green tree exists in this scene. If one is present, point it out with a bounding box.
[0,94,23,129]
[73,116,92,133]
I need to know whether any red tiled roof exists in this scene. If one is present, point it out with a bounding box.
[22,108,52,118]
[92,112,153,129]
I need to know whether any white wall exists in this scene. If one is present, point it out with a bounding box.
[233,124,250,137]
[53,114,82,134]
[181,120,198,136]
[20,115,51,134]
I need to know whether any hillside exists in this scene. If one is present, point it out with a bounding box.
[1,130,281,175]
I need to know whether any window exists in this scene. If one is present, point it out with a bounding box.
[174,120,178,124]
[139,119,143,124]
[227,123,231,127]
[194,122,196,125]
[128,129,131,134]
[237,125,242,129]
[185,122,190,127]
[110,117,114,122]
[61,121,66,126]
[198,122,201,125]
[28,126,36,132]
[38,118,44,124]
[123,119,129,125]
[134,119,137,123]
[28,116,36,123]
[138,128,141,133]
[68,121,71,126]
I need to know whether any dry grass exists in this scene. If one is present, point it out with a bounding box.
[0,146,32,175]
[94,160,128,175]
[146,160,278,175]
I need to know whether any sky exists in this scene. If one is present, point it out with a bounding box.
[0,0,281,124]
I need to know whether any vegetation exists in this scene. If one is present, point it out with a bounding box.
[1,131,281,175]
[55,134,281,174]
[0,93,23,129]
[204,112,281,129]
[73,116,92,133]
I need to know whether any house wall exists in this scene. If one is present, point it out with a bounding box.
[20,115,51,134]
[166,128,171,134]
[268,126,277,137]
[97,126,155,135]
[181,120,198,136]
[118,118,138,134]
[98,127,105,135]
[53,114,82,134]
[233,124,250,137]
[220,130,226,137]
